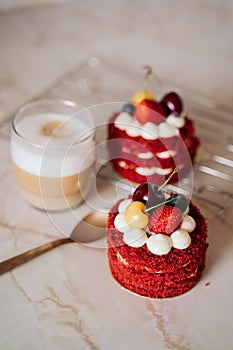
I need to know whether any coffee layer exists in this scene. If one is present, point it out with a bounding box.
[13,162,94,211]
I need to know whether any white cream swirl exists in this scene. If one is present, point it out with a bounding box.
[146,234,172,255]
[114,112,132,130]
[114,112,182,140]
[170,229,191,249]
[166,114,185,128]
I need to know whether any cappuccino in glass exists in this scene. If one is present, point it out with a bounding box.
[11,100,95,211]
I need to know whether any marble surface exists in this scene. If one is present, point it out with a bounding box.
[0,0,233,123]
[0,1,233,349]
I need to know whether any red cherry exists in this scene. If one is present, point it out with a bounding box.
[134,99,166,125]
[132,183,165,208]
[160,92,183,116]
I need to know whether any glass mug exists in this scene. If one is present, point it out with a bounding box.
[11,99,96,211]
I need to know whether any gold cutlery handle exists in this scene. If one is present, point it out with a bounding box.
[0,238,72,275]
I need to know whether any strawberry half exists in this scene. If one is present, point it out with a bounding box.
[134,99,166,125]
[149,205,182,235]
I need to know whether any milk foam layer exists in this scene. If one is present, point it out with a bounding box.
[11,113,95,177]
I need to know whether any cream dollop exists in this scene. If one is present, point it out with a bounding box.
[146,234,172,255]
[158,122,178,138]
[135,167,173,176]
[125,119,141,137]
[141,122,159,140]
[170,229,191,249]
[123,228,148,248]
[137,151,154,159]
[114,112,132,130]
[114,214,130,233]
[166,114,185,128]
[181,215,196,232]
[155,150,177,159]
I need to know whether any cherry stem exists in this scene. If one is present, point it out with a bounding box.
[157,168,178,192]
[143,64,164,92]
[152,71,163,89]
[143,65,152,93]
[143,168,178,213]
[144,196,177,213]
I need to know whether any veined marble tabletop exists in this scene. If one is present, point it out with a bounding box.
[0,2,233,350]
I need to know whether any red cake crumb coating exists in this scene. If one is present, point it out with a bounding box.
[107,200,208,298]
[108,113,200,185]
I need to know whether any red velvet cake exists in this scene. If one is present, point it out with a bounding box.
[108,67,200,185]
[107,182,208,298]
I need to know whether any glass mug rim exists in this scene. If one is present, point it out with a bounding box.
[12,98,95,150]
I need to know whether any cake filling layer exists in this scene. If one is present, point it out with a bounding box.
[135,167,173,176]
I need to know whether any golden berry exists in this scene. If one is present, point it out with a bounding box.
[124,201,149,229]
[132,91,155,105]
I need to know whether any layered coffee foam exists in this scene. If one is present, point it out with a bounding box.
[11,112,95,210]
[11,113,95,178]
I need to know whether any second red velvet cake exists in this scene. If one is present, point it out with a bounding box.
[107,182,208,298]
[108,66,200,185]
